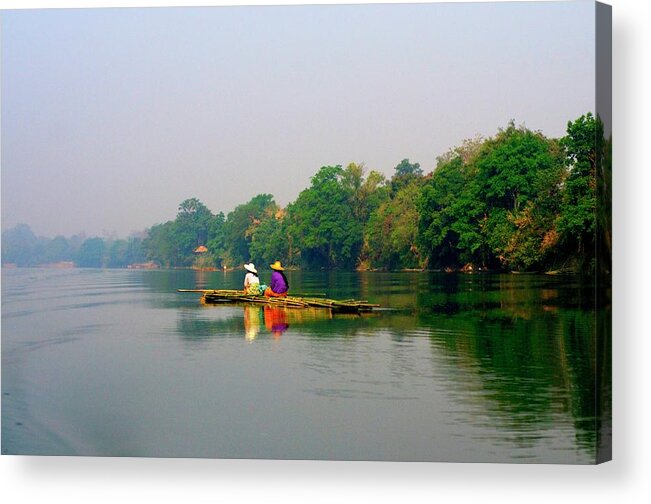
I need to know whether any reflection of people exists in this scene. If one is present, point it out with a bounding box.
[243,305,262,341]
[264,261,289,297]
[243,263,261,295]
[263,306,289,338]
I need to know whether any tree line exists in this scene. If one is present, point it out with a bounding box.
[2,112,610,273]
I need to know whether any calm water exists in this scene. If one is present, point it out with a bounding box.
[1,268,610,463]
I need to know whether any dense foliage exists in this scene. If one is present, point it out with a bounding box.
[143,198,226,268]
[419,123,567,271]
[2,113,609,273]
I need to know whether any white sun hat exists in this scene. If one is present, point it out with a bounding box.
[244,263,258,274]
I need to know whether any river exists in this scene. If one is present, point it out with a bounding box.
[1,268,610,463]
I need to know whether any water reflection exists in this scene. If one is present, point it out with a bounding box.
[178,292,605,462]
[243,305,293,340]
[166,271,607,456]
[179,301,376,343]
[243,305,262,341]
[176,300,603,452]
[263,306,289,338]
[2,269,608,462]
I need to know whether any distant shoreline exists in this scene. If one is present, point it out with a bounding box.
[1,263,580,276]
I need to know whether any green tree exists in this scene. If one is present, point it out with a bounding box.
[1,224,40,266]
[206,212,227,267]
[367,179,423,269]
[249,208,293,267]
[288,165,363,269]
[143,221,179,267]
[76,237,106,267]
[223,194,278,266]
[502,138,565,271]
[174,198,215,266]
[471,124,564,269]
[43,235,75,264]
[418,156,475,268]
[363,158,425,270]
[418,124,564,270]
[107,237,145,268]
[597,132,612,277]
[142,198,223,268]
[342,163,389,222]
[390,158,423,195]
[418,135,492,269]
[557,112,601,270]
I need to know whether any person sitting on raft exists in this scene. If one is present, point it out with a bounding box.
[264,261,289,297]
[243,263,262,296]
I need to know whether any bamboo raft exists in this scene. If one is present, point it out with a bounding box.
[178,289,380,313]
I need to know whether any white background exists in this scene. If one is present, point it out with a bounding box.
[1,0,649,503]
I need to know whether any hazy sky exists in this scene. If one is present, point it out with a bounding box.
[1,1,595,238]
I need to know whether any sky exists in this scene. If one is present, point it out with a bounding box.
[1,0,596,239]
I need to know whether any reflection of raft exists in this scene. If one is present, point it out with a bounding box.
[178,289,380,313]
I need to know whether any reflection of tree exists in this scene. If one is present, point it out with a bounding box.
[170,269,605,461]
[596,305,612,462]
[354,273,603,460]
[413,284,603,460]
[176,307,244,342]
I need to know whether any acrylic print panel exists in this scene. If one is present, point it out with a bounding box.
[0,1,611,464]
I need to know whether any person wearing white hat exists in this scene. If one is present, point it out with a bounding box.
[243,263,261,295]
